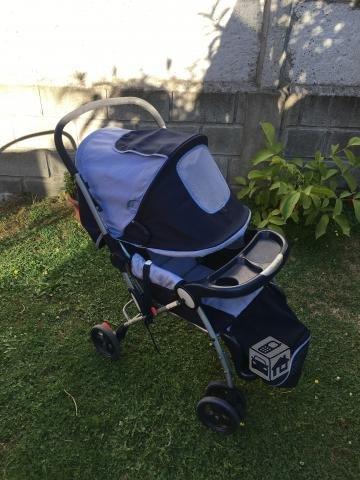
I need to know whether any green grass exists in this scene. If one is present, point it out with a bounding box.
[0,196,359,480]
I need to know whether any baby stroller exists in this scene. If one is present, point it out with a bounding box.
[55,97,310,434]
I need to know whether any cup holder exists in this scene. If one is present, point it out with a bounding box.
[215,277,239,287]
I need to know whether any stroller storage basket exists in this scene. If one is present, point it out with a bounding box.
[54,97,311,435]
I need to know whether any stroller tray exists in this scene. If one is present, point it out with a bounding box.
[186,230,288,298]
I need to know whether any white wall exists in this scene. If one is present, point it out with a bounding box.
[1,0,263,88]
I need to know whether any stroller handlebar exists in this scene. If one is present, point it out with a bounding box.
[54,97,167,175]
[179,230,289,301]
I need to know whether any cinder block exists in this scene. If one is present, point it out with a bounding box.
[227,156,250,184]
[0,85,42,116]
[284,128,327,158]
[240,92,281,164]
[107,89,170,122]
[166,123,200,134]
[172,92,236,124]
[329,97,360,128]
[203,126,243,155]
[0,176,23,195]
[8,115,77,151]
[75,116,127,143]
[213,155,229,180]
[234,94,247,125]
[0,150,49,178]
[39,86,107,119]
[22,176,64,197]
[46,150,75,177]
[282,94,304,126]
[300,96,332,127]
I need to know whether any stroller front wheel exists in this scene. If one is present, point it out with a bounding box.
[90,323,120,361]
[196,396,241,435]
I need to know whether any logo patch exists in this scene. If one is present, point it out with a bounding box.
[249,336,291,381]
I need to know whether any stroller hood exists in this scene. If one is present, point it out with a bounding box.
[76,127,250,257]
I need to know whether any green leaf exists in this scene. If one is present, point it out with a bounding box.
[234,176,247,186]
[268,216,285,226]
[258,218,269,228]
[253,210,262,225]
[277,182,289,195]
[269,142,283,155]
[354,193,360,199]
[260,122,276,146]
[314,151,324,162]
[332,155,346,174]
[353,199,360,223]
[251,148,274,166]
[330,144,339,156]
[280,191,301,221]
[321,168,338,181]
[333,198,343,216]
[343,171,358,192]
[311,194,321,208]
[333,214,350,236]
[291,158,304,168]
[339,190,352,198]
[237,186,250,199]
[311,186,336,198]
[248,169,269,180]
[305,210,319,226]
[347,136,360,146]
[270,155,285,165]
[269,181,281,191]
[344,149,356,166]
[268,224,285,236]
[315,214,329,239]
[301,193,312,210]
[322,198,329,208]
[303,186,312,195]
[249,186,259,198]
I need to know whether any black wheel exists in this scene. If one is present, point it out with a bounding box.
[90,323,120,360]
[197,396,240,435]
[205,381,246,418]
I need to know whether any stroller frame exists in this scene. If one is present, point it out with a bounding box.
[55,97,289,433]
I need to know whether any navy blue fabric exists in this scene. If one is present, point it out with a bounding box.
[123,151,250,251]
[115,128,207,157]
[226,284,310,388]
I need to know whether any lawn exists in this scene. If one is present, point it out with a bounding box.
[0,196,359,480]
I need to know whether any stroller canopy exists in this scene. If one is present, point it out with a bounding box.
[76,127,250,256]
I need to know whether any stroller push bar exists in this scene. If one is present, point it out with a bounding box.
[54,97,167,176]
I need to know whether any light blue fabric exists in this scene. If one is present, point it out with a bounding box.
[176,145,230,214]
[145,251,262,317]
[76,127,166,237]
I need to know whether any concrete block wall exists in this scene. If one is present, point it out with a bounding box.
[1,85,359,196]
[1,0,360,196]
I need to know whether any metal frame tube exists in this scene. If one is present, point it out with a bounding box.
[197,307,234,389]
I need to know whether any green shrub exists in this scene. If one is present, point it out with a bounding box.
[63,171,76,198]
[235,123,360,238]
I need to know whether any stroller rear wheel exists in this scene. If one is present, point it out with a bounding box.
[90,323,120,360]
[205,381,246,418]
[197,396,240,435]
